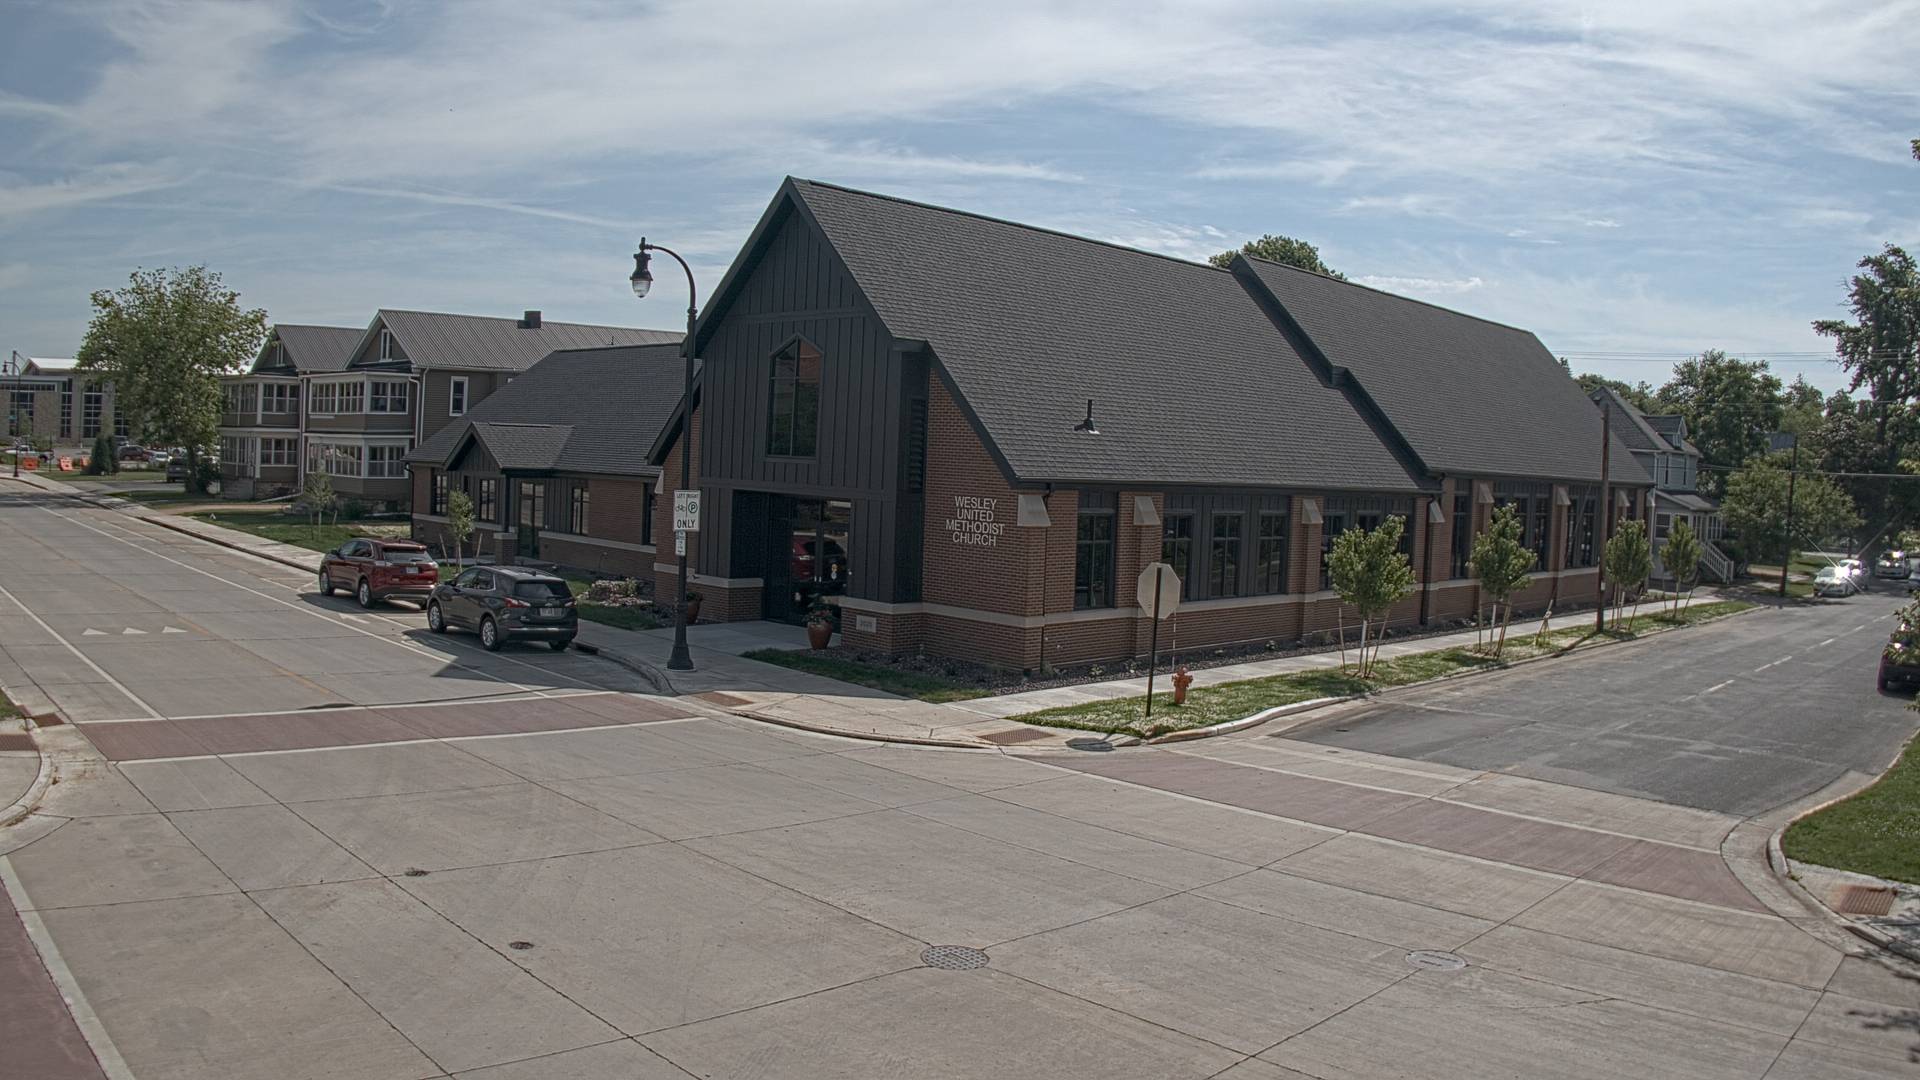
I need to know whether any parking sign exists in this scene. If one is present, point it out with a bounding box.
[673,490,701,532]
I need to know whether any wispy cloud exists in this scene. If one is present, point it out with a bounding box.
[0,165,183,219]
[1355,274,1486,295]
[295,181,634,230]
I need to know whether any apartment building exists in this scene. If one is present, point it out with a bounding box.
[219,325,361,498]
[3,353,126,448]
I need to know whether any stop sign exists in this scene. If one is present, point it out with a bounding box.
[1135,561,1182,619]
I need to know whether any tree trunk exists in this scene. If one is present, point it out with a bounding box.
[1498,601,1513,657]
[185,447,206,495]
[1356,617,1369,678]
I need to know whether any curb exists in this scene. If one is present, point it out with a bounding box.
[578,642,676,696]
[0,730,57,831]
[1051,602,1760,747]
[1766,778,1920,964]
[1143,695,1357,744]
[734,709,991,750]
[7,472,323,574]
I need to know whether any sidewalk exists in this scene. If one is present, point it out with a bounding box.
[7,472,326,573]
[947,598,1705,720]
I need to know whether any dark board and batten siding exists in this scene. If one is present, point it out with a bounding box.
[695,206,925,603]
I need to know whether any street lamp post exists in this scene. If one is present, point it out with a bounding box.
[631,238,698,671]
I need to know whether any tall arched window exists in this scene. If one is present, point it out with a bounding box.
[767,337,822,457]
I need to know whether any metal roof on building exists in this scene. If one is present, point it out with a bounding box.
[269,325,364,374]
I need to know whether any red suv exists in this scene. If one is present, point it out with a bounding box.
[318,538,439,608]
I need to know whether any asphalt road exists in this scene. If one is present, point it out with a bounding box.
[0,484,654,725]
[1291,587,1916,816]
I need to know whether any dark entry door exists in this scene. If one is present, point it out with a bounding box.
[516,481,543,559]
[766,497,851,624]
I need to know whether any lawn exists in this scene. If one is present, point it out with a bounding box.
[742,650,993,703]
[187,511,410,554]
[1783,734,1920,885]
[557,576,669,632]
[1011,599,1755,738]
[0,689,21,722]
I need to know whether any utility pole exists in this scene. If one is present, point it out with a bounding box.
[1595,399,1611,631]
[1779,433,1799,599]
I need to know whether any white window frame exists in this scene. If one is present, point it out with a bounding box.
[378,328,396,361]
[449,375,469,417]
[369,379,408,414]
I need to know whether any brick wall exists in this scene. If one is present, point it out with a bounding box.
[921,380,1038,618]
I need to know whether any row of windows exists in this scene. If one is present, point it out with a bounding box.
[306,441,409,478]
[1071,486,1623,610]
[223,382,301,415]
[308,380,410,416]
[424,473,652,547]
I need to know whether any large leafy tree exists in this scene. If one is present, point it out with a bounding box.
[1209,234,1345,278]
[1574,372,1660,413]
[77,266,266,494]
[1812,245,1920,550]
[1655,350,1783,494]
[1722,451,1861,565]
[1328,515,1417,676]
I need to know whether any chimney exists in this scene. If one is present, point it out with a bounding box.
[519,310,542,329]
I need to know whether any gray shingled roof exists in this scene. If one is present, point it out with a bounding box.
[408,343,685,476]
[1243,259,1649,485]
[787,179,1421,492]
[372,310,681,373]
[470,423,572,470]
[1590,387,1666,453]
[273,325,364,374]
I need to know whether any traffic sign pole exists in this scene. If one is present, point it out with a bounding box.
[1145,565,1164,719]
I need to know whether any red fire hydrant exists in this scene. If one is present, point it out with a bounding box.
[1171,666,1193,706]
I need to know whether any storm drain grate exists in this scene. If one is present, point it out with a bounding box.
[921,945,989,970]
[979,728,1051,746]
[0,734,34,752]
[1829,884,1896,916]
[1406,950,1468,971]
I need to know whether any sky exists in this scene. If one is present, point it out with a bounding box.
[2,0,1916,395]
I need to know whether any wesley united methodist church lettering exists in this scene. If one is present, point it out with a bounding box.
[947,495,1005,547]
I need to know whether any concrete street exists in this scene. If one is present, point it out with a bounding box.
[2,478,1917,1079]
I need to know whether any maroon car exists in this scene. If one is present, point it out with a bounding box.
[318,538,439,608]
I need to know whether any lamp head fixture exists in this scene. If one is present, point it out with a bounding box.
[629,241,654,299]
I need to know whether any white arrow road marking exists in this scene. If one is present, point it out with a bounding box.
[161,626,186,634]
[81,628,106,636]
[121,627,146,635]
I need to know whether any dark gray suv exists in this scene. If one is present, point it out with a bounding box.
[426,565,577,651]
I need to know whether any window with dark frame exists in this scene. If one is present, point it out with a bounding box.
[1256,512,1289,594]
[449,376,468,417]
[477,479,497,522]
[1451,490,1472,579]
[766,338,822,457]
[1161,513,1194,598]
[517,481,544,530]
[1210,514,1244,598]
[430,471,447,515]
[642,484,656,545]
[1320,513,1348,590]
[570,485,589,535]
[1074,497,1115,610]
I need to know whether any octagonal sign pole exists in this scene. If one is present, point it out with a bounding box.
[1136,562,1182,719]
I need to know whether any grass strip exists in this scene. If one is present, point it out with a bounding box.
[742,650,993,703]
[186,512,410,554]
[1783,734,1920,885]
[1011,599,1754,738]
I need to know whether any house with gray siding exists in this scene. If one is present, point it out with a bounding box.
[302,309,679,510]
[219,325,360,498]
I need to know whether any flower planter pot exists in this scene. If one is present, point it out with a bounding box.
[807,620,833,650]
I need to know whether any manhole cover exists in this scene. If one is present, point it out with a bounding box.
[1406,950,1468,971]
[921,945,989,970]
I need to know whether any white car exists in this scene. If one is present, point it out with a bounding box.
[1837,558,1867,583]
[1813,566,1859,597]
